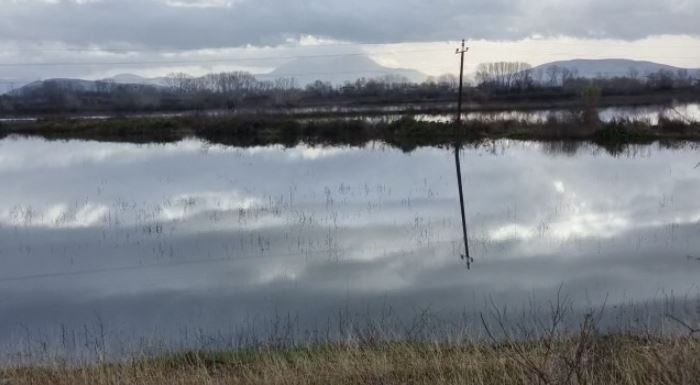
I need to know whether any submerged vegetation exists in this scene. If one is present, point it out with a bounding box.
[2,111,700,384]
[3,295,700,384]
[2,63,699,385]
[1,112,699,153]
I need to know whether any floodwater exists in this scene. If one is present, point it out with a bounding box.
[412,103,700,124]
[1,103,698,125]
[298,103,700,125]
[1,136,699,361]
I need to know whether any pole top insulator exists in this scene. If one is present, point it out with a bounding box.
[456,39,469,54]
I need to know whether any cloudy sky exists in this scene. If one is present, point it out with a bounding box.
[1,0,700,81]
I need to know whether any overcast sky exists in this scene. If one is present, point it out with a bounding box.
[1,0,700,80]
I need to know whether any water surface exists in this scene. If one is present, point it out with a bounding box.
[413,103,700,124]
[1,136,699,360]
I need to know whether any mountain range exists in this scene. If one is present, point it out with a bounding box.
[2,57,698,96]
[259,54,427,85]
[105,74,168,87]
[531,59,700,79]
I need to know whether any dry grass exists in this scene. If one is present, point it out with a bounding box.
[2,335,698,385]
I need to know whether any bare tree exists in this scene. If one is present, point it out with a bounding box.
[476,62,533,90]
[437,74,459,90]
[165,73,199,93]
[546,65,561,87]
[627,67,640,80]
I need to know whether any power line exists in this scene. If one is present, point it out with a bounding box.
[0,41,454,54]
[0,54,696,74]
[0,65,457,85]
[0,48,448,68]
[3,39,699,54]
[0,239,458,284]
[2,52,699,69]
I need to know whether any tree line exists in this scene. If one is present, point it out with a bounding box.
[1,63,698,115]
[475,62,698,92]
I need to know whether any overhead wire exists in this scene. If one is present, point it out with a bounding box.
[0,48,449,67]
[0,238,459,284]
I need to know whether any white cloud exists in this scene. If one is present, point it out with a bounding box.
[159,191,262,221]
[553,181,566,194]
[0,203,109,228]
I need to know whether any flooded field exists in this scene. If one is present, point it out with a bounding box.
[1,136,699,362]
[404,103,700,124]
[1,103,699,125]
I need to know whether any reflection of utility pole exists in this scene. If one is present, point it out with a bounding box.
[454,40,473,269]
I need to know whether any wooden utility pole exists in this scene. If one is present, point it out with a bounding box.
[456,40,468,126]
[454,39,473,269]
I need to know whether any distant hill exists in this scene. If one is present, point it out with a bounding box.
[8,76,167,97]
[102,74,168,87]
[12,59,694,98]
[0,79,34,95]
[260,54,427,86]
[532,59,700,79]
[5,55,427,97]
[10,78,100,96]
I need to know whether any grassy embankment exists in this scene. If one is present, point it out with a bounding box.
[2,335,699,385]
[1,113,699,152]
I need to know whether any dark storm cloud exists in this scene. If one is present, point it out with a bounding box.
[0,0,698,49]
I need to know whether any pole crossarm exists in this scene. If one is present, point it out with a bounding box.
[456,40,470,55]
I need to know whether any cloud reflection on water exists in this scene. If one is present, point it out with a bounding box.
[0,137,699,357]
